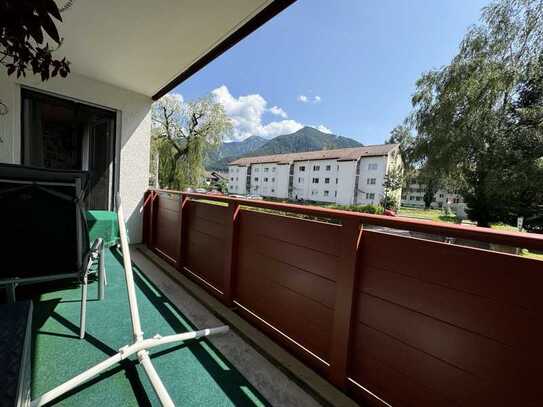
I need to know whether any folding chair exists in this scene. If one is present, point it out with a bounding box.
[0,163,106,338]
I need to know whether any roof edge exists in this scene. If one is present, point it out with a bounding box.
[152,0,297,100]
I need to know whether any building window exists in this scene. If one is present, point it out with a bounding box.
[337,165,339,171]
[334,191,337,197]
[336,178,338,184]
[366,193,375,200]
[416,196,422,201]
[325,165,331,171]
[264,168,269,172]
[410,196,415,201]
[254,168,259,172]
[312,178,319,184]
[313,165,320,171]
[367,178,376,185]
[236,177,238,181]
[324,190,329,197]
[272,167,276,172]
[271,177,275,182]
[439,194,444,198]
[298,177,303,183]
[230,177,234,181]
[368,163,378,171]
[325,178,330,184]
[264,177,268,182]
[271,188,275,193]
[311,190,318,196]
[299,166,305,172]
[254,177,258,181]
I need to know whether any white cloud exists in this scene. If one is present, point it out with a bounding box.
[212,85,302,141]
[315,124,332,134]
[269,105,288,118]
[297,94,321,104]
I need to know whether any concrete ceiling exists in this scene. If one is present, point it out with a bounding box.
[54,0,273,97]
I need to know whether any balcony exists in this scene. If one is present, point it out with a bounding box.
[25,243,329,406]
[144,189,543,406]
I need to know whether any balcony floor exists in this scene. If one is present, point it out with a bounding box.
[28,247,320,406]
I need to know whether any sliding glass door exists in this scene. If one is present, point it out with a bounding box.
[21,89,116,209]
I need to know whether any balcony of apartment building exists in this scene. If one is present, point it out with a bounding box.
[2,1,543,407]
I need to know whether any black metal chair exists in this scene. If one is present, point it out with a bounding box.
[0,163,105,338]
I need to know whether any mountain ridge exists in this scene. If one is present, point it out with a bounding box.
[206,126,362,171]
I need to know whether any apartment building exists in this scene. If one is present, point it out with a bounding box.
[228,144,403,205]
[401,182,464,209]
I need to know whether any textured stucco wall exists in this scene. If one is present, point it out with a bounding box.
[0,72,151,242]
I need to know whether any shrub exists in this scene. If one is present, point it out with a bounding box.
[327,203,384,215]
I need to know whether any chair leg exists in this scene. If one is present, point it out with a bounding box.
[80,274,88,339]
[98,246,106,300]
[102,249,107,286]
[7,283,17,304]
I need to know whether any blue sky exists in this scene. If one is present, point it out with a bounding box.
[174,0,490,144]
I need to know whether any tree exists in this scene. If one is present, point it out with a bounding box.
[0,0,70,80]
[381,166,404,210]
[410,0,543,226]
[385,124,416,170]
[1,0,71,114]
[151,94,232,190]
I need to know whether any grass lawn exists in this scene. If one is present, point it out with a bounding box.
[398,206,543,261]
[397,206,458,223]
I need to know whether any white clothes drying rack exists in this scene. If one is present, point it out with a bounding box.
[31,193,229,407]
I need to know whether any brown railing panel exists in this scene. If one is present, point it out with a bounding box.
[183,201,228,293]
[144,190,543,406]
[152,193,180,264]
[235,209,341,366]
[349,230,543,406]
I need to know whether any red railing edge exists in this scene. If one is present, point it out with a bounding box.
[148,188,543,252]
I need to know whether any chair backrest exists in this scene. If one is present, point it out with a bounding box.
[0,164,90,278]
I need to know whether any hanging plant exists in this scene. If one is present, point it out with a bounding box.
[0,0,71,81]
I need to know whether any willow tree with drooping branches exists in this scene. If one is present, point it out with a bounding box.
[410,0,543,226]
[151,94,232,190]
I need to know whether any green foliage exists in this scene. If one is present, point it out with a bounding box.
[211,177,228,194]
[328,203,384,215]
[410,0,543,227]
[151,94,232,190]
[380,195,399,211]
[0,0,71,81]
[381,166,404,210]
[385,124,416,170]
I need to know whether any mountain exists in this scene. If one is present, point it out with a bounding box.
[247,126,361,156]
[206,127,362,171]
[206,136,267,171]
[221,135,268,157]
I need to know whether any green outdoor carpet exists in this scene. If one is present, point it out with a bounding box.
[29,248,269,406]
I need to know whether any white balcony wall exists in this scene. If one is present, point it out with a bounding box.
[0,72,151,242]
